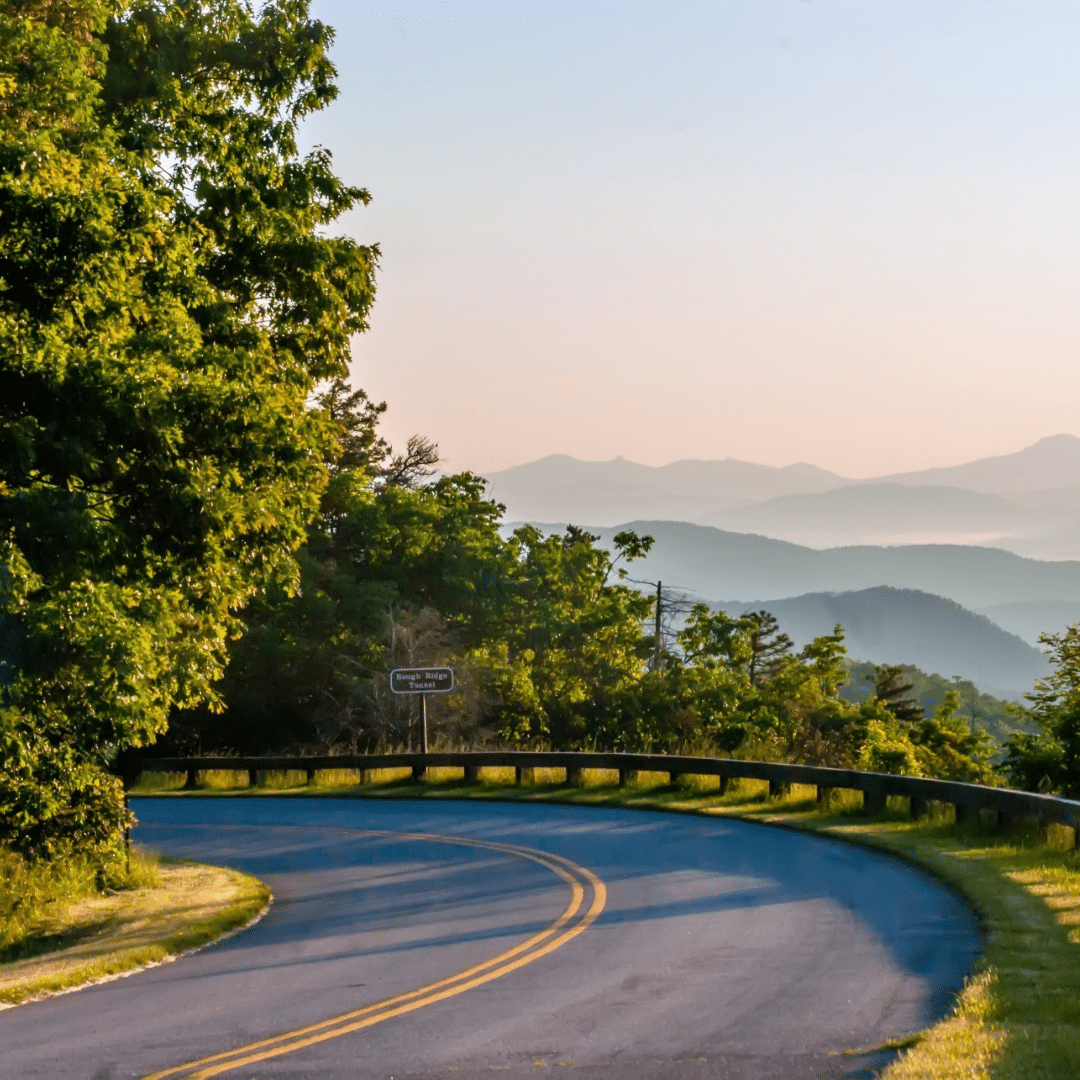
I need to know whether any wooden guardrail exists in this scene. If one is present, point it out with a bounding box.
[134,751,1080,842]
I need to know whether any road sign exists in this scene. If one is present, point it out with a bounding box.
[390,667,455,694]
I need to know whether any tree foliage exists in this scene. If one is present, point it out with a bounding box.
[872,664,925,724]
[1004,627,1080,798]
[0,0,375,855]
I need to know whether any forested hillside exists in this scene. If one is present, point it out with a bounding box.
[840,663,1031,746]
[714,587,1048,699]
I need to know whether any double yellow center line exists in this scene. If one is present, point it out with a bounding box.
[140,828,606,1080]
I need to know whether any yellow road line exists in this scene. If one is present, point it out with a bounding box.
[139,828,605,1080]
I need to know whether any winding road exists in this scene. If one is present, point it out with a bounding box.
[0,797,981,1080]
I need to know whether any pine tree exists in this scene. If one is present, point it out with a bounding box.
[744,611,794,687]
[873,665,925,724]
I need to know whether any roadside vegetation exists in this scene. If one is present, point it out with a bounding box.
[0,845,269,1006]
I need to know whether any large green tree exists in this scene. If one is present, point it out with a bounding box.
[0,0,375,854]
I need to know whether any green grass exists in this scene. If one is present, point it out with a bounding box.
[0,844,161,954]
[0,847,269,1007]
[135,764,1080,1078]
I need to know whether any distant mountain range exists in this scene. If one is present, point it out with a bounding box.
[486,435,1080,559]
[712,587,1048,701]
[575,521,1080,612]
[492,437,1080,693]
[973,601,1080,648]
[499,520,1080,688]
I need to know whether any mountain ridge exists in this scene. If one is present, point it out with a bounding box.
[544,519,1080,609]
[711,585,1048,700]
[486,436,1080,556]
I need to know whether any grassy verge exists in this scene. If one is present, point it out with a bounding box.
[135,766,1080,1079]
[0,848,270,1007]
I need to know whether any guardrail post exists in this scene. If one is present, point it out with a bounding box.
[816,785,833,805]
[862,787,886,814]
[718,776,730,795]
[566,765,584,786]
[463,764,481,784]
[618,767,637,786]
[412,763,426,782]
[358,769,369,786]
[910,795,928,819]
[668,770,683,785]
[769,780,790,799]
[996,810,1019,833]
[954,803,971,825]
[184,767,199,790]
[306,767,316,785]
[247,768,258,788]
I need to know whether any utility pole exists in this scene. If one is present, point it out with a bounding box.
[952,675,976,734]
[654,579,662,671]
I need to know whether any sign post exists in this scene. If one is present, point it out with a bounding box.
[390,668,455,757]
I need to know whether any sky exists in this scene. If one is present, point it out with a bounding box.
[303,0,1080,477]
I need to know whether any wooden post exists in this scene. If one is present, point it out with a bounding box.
[247,768,258,788]
[464,763,481,784]
[412,695,428,782]
[817,785,834,805]
[863,788,886,813]
[910,794,928,819]
[306,767,316,785]
[185,767,199,790]
[618,767,637,786]
[668,770,683,786]
[769,780,790,799]
[566,765,584,786]
[954,803,971,825]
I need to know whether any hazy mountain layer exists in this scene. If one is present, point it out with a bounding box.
[712,586,1048,700]
[877,434,1080,493]
[575,520,1080,610]
[485,453,849,525]
[702,484,1035,547]
[974,601,1080,647]
[485,436,1080,556]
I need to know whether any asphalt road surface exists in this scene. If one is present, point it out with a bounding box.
[0,797,982,1080]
